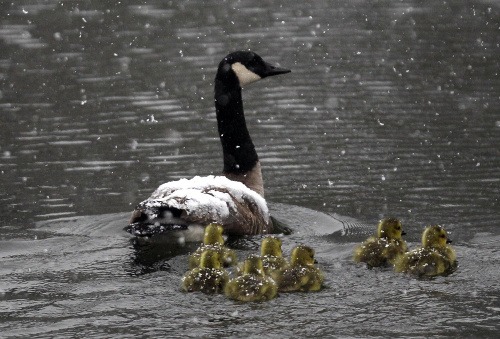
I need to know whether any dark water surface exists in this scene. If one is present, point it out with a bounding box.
[1,0,499,337]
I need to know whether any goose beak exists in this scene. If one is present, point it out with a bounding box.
[446,239,452,244]
[402,231,407,236]
[263,62,291,77]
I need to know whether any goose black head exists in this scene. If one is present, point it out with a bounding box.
[216,51,291,88]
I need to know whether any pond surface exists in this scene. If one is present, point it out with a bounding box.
[1,0,499,337]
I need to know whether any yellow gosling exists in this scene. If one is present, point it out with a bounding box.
[189,223,237,268]
[353,217,408,268]
[182,249,229,293]
[236,236,289,280]
[225,255,278,302]
[395,225,457,277]
[260,236,289,279]
[203,223,225,245]
[181,249,229,293]
[278,245,324,292]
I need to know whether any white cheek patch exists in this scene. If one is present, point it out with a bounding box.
[231,62,261,86]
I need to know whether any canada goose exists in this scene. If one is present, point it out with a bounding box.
[278,245,324,292]
[188,223,237,268]
[225,254,278,302]
[353,218,408,268]
[126,51,290,241]
[181,248,229,294]
[395,225,457,277]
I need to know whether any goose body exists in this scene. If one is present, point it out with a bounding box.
[395,225,457,277]
[353,218,408,268]
[126,51,290,240]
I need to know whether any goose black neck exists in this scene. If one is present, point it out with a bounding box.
[214,77,258,175]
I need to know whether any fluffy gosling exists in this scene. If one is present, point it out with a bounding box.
[189,223,237,268]
[278,245,324,292]
[353,217,408,268]
[181,249,229,293]
[395,225,457,277]
[225,255,278,302]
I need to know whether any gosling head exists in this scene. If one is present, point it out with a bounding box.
[260,236,283,257]
[215,51,291,89]
[203,223,225,245]
[242,254,265,276]
[422,225,452,248]
[290,245,316,266]
[377,217,405,240]
[199,249,222,269]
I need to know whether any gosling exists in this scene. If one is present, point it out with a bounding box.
[236,236,289,280]
[353,217,408,268]
[188,223,237,268]
[395,225,457,277]
[278,245,324,292]
[225,255,278,302]
[181,249,229,293]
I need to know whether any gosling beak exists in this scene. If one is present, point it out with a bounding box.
[446,239,452,244]
[263,62,291,77]
[401,231,407,236]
